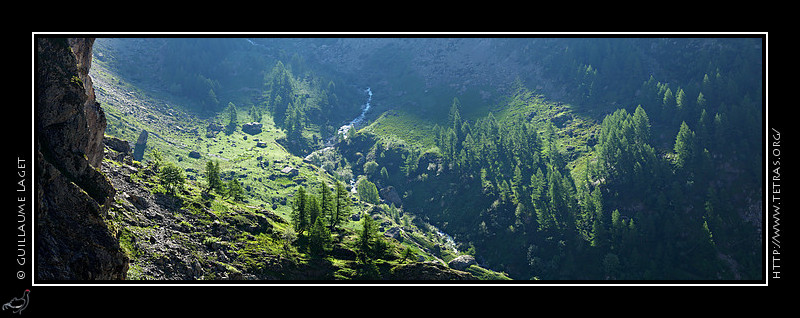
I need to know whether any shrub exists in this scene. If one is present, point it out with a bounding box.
[158,161,185,194]
[357,178,380,204]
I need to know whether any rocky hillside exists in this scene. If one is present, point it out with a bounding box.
[35,37,128,280]
[36,37,508,281]
[101,143,312,280]
[100,141,484,280]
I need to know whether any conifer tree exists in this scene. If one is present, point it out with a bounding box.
[449,97,462,132]
[610,209,622,247]
[225,178,245,201]
[332,181,350,231]
[291,186,309,234]
[309,215,332,256]
[675,87,687,112]
[530,168,545,203]
[307,194,321,228]
[662,87,675,109]
[401,148,419,177]
[226,102,238,133]
[319,181,334,224]
[249,105,262,122]
[547,166,570,231]
[511,164,524,205]
[206,88,219,109]
[363,161,379,177]
[401,247,416,263]
[662,87,675,121]
[696,92,707,114]
[357,212,381,260]
[590,188,607,248]
[697,108,710,146]
[674,121,696,170]
[632,105,651,144]
[205,160,223,193]
[149,148,164,172]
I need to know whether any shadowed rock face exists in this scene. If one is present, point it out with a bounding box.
[35,37,128,280]
[133,129,148,161]
[69,38,107,169]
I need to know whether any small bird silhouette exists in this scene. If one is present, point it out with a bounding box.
[2,289,29,314]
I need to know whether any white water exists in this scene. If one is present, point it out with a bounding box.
[335,87,460,256]
[245,37,372,141]
[337,87,372,138]
[436,228,459,254]
[340,88,373,193]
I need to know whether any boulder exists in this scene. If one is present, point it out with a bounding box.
[281,166,299,176]
[242,122,263,135]
[188,151,201,159]
[207,122,224,133]
[383,226,403,241]
[133,129,148,161]
[447,255,476,271]
[380,186,402,207]
[206,122,223,138]
[127,193,149,210]
[104,136,131,154]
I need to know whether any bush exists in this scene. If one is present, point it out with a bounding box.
[159,161,185,194]
[363,160,379,176]
[357,178,380,204]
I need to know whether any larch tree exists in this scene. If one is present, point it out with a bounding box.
[205,160,223,193]
[309,215,332,256]
[331,181,350,231]
[674,121,697,170]
[291,186,309,234]
[226,102,238,133]
[632,105,651,144]
[319,181,334,225]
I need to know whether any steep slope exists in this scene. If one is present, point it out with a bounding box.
[87,37,509,281]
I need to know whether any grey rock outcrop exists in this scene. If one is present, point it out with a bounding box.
[104,136,131,154]
[242,122,262,135]
[133,129,148,161]
[69,38,107,168]
[447,255,476,271]
[36,37,128,280]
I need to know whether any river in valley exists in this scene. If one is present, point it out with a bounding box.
[336,87,372,138]
[318,87,462,256]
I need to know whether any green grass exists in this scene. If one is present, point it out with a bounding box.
[92,52,512,280]
[363,109,437,149]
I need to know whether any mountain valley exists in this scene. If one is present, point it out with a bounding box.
[35,35,764,282]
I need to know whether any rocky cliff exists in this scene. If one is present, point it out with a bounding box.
[35,37,128,280]
[68,38,107,168]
